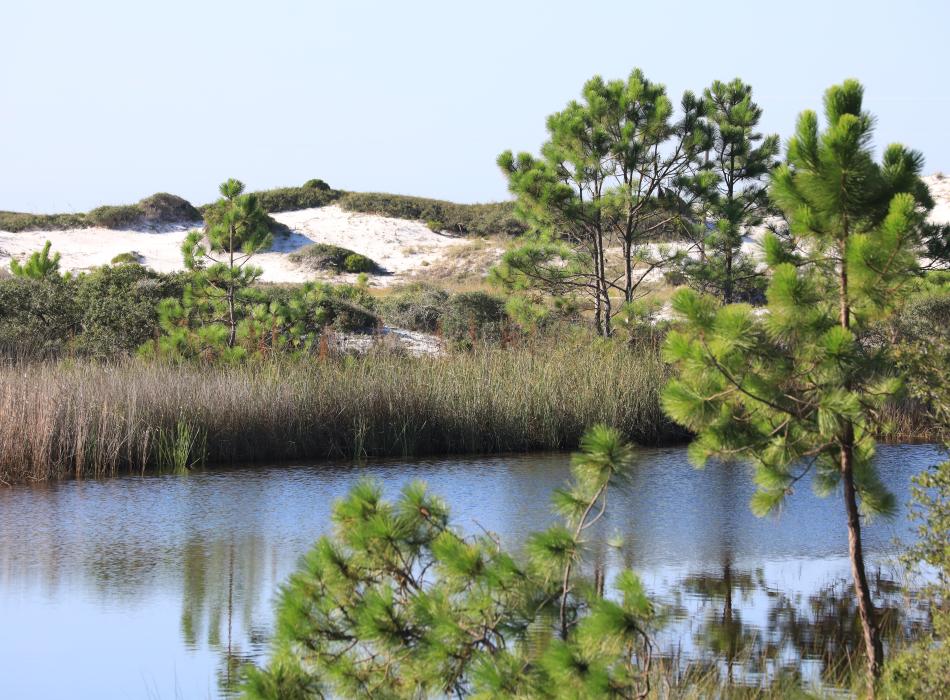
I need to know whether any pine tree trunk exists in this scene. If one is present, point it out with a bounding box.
[838,241,883,696]
[624,236,634,304]
[841,434,884,695]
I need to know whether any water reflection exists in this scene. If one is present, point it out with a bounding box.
[0,444,943,699]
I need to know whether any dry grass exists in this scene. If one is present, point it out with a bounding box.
[0,338,680,484]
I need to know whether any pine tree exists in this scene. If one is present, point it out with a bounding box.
[148,179,273,361]
[662,80,933,696]
[682,79,779,303]
[243,425,656,699]
[494,69,709,336]
[9,240,62,279]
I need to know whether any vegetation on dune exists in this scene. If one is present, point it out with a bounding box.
[288,242,379,274]
[0,338,676,483]
[338,191,526,236]
[0,210,88,233]
[0,193,201,233]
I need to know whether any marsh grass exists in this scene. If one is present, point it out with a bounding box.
[0,339,680,483]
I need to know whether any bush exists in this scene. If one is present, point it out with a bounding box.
[338,192,526,236]
[342,252,374,273]
[0,277,78,355]
[110,251,143,265]
[0,267,186,358]
[441,291,508,343]
[0,211,87,233]
[87,204,143,229]
[426,219,444,232]
[302,178,331,191]
[250,186,340,213]
[73,265,186,356]
[137,192,200,223]
[376,283,450,332]
[289,243,379,274]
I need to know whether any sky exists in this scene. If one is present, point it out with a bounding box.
[2,0,949,213]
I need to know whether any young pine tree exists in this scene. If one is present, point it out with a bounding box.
[150,179,272,360]
[662,80,933,696]
[9,240,62,279]
[243,425,656,699]
[683,79,779,303]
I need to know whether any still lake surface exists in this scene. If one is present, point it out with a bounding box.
[0,443,944,699]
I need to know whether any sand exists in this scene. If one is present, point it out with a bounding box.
[0,205,475,286]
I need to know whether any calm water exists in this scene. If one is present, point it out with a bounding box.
[0,444,944,699]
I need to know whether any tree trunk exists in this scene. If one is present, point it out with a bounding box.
[841,435,884,695]
[227,225,237,348]
[838,240,882,696]
[624,236,634,304]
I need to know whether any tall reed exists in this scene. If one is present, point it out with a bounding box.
[0,339,681,483]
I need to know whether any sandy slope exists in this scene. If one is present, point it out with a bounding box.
[0,205,479,286]
[1,176,946,286]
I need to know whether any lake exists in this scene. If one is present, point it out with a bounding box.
[0,443,944,698]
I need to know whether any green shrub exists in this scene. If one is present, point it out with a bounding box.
[136,192,200,223]
[251,186,340,213]
[338,192,525,236]
[376,283,450,332]
[426,219,444,232]
[73,265,186,356]
[289,243,379,274]
[0,266,186,358]
[0,276,78,355]
[441,291,508,343]
[342,252,374,273]
[87,204,142,229]
[0,211,88,233]
[329,299,378,331]
[110,251,143,265]
[302,178,331,191]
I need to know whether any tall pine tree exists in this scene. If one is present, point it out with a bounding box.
[662,79,933,696]
[494,69,709,336]
[682,79,779,303]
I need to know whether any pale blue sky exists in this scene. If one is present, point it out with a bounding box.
[2,0,948,213]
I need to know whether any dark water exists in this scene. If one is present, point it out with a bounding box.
[0,444,944,699]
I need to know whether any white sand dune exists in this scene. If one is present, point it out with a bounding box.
[1,176,947,287]
[0,205,474,286]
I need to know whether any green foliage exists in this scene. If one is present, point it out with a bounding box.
[9,240,61,279]
[663,79,933,686]
[243,425,656,699]
[155,417,207,474]
[425,219,444,232]
[679,79,779,304]
[152,178,274,358]
[88,192,202,228]
[440,291,508,345]
[0,276,77,354]
[1,193,200,233]
[289,243,379,274]
[110,251,142,265]
[0,264,185,357]
[249,185,340,213]
[338,191,525,236]
[0,210,87,233]
[73,265,184,356]
[302,178,331,191]
[496,68,710,336]
[375,283,450,332]
[881,452,950,698]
